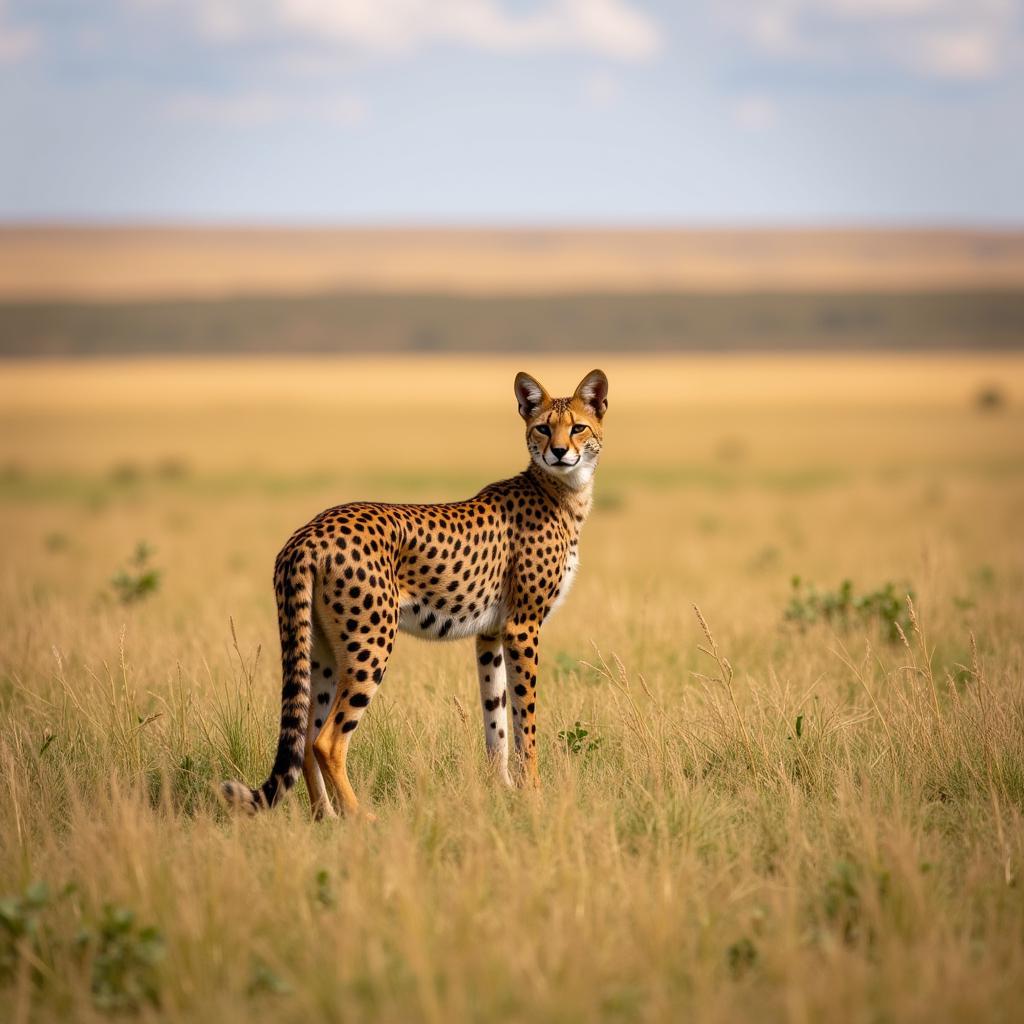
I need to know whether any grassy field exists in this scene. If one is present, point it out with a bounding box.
[1,354,1023,1022]
[4,227,1024,300]
[4,226,1021,358]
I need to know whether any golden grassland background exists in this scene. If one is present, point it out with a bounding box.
[4,228,1023,358]
[1,353,1023,1022]
[4,227,1024,299]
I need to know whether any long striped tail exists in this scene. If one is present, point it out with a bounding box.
[221,541,315,813]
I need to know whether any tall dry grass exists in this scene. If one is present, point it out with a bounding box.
[1,355,1023,1022]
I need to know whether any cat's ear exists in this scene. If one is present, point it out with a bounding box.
[574,369,608,420]
[514,371,550,420]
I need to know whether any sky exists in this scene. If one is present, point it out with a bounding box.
[1,0,1023,225]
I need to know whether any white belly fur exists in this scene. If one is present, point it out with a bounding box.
[398,598,505,641]
[546,550,579,619]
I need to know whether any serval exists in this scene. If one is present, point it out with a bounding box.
[222,368,608,818]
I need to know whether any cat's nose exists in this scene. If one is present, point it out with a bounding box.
[550,447,568,459]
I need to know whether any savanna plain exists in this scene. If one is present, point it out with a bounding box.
[1,354,1023,1023]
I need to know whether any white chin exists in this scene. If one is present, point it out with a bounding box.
[537,457,594,489]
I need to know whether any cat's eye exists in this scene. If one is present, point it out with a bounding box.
[570,424,587,435]
[535,424,552,436]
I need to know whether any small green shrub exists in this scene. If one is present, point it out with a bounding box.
[726,936,758,978]
[110,542,162,605]
[248,960,291,997]
[76,903,164,1012]
[0,881,78,989]
[2,884,162,1011]
[784,577,914,642]
[558,721,603,756]
[974,385,1006,412]
[821,860,862,946]
[44,531,69,553]
[108,462,144,485]
[313,869,335,910]
[0,881,52,985]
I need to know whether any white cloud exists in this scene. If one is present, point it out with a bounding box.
[562,0,661,61]
[0,28,33,61]
[720,0,1021,80]
[160,0,661,62]
[0,0,35,62]
[747,8,800,56]
[914,28,1001,78]
[142,1,661,128]
[165,90,366,126]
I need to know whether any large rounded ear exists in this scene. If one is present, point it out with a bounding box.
[574,368,609,420]
[514,371,549,420]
